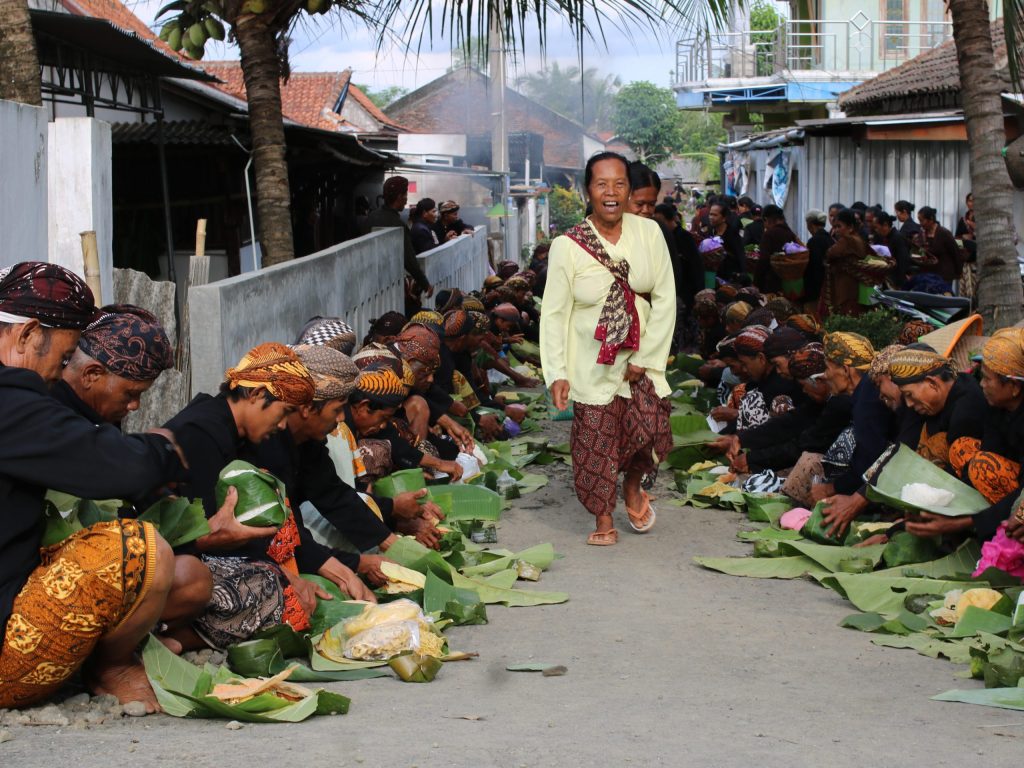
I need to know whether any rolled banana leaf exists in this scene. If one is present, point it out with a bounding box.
[800,501,844,545]
[137,497,210,548]
[881,531,942,568]
[388,652,443,683]
[227,636,390,682]
[422,571,487,625]
[743,492,792,524]
[866,444,989,517]
[372,468,427,498]
[216,460,288,528]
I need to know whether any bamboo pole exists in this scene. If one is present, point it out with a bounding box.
[79,230,103,304]
[195,218,207,258]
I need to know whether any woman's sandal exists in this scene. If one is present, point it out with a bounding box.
[626,491,656,534]
[586,528,619,546]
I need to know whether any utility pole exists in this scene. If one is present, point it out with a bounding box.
[488,17,512,262]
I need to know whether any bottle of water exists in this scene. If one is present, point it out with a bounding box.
[496,470,518,500]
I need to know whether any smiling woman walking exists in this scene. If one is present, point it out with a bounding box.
[540,152,677,546]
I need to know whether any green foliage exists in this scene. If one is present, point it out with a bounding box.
[611,81,683,163]
[516,64,621,130]
[449,36,488,72]
[749,0,782,76]
[823,309,903,351]
[677,111,727,179]
[548,186,585,234]
[358,84,409,109]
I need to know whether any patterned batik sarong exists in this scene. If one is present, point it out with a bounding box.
[570,376,672,517]
[193,556,284,650]
[0,519,157,708]
[950,436,1021,504]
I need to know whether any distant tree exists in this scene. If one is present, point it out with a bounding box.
[449,36,488,72]
[749,0,781,76]
[677,110,727,178]
[548,186,585,233]
[357,84,409,108]
[611,81,684,163]
[516,63,621,130]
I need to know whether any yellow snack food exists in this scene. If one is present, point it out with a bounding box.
[380,562,427,594]
[342,598,423,637]
[344,620,421,660]
[955,588,1003,620]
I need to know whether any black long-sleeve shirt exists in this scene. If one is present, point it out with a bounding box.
[0,364,183,633]
[833,376,892,495]
[745,394,854,472]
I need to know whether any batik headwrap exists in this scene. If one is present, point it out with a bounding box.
[225,342,315,405]
[497,260,519,279]
[293,344,359,401]
[897,319,934,346]
[788,343,826,380]
[0,261,96,329]
[694,298,720,323]
[409,310,444,337]
[888,347,953,385]
[724,301,751,326]
[491,302,521,324]
[715,284,739,303]
[867,344,905,382]
[786,313,823,337]
[353,366,407,408]
[982,328,1024,381]
[352,343,403,375]
[461,296,485,313]
[715,335,738,361]
[436,288,464,313]
[78,304,174,381]
[564,221,640,365]
[395,336,440,371]
[744,307,774,328]
[763,326,808,359]
[469,310,489,334]
[823,332,875,371]
[444,309,473,339]
[367,311,407,339]
[505,277,529,292]
[295,316,357,355]
[766,296,799,324]
[397,323,440,353]
[734,325,771,357]
[483,275,504,290]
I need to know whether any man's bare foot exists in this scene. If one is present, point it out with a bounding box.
[156,635,183,655]
[85,659,161,713]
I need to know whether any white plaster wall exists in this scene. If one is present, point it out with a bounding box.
[0,99,48,268]
[47,117,114,303]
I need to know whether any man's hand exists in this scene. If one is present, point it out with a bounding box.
[392,488,431,520]
[195,487,278,552]
[148,427,189,469]
[436,460,464,482]
[905,512,973,539]
[810,482,835,503]
[445,230,459,241]
[449,400,469,418]
[318,557,377,602]
[285,572,332,617]
[438,415,474,452]
[397,517,443,550]
[708,435,739,455]
[730,452,749,473]
[477,414,503,441]
[550,379,570,412]
[821,492,865,538]
[357,554,391,587]
[709,406,737,423]
[404,396,431,442]
[624,363,646,383]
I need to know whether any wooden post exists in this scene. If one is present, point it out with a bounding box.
[195,219,207,258]
[79,230,103,304]
[175,219,212,391]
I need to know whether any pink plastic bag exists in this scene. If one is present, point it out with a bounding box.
[780,507,812,531]
[973,523,1024,578]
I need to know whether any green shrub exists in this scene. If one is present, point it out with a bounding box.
[548,187,585,234]
[823,309,903,351]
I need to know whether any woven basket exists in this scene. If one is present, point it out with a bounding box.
[918,314,984,371]
[769,250,809,281]
[701,249,724,272]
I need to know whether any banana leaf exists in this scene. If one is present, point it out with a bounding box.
[516,473,548,494]
[385,536,459,579]
[932,686,1024,711]
[666,445,715,469]
[818,573,983,617]
[372,468,427,498]
[879,531,942,568]
[422,571,487,625]
[670,413,708,436]
[693,555,829,580]
[872,540,982,579]
[227,636,389,682]
[217,460,288,527]
[143,636,350,722]
[389,652,443,683]
[838,609,930,635]
[303,575,366,635]
[865,444,989,517]
[743,493,792,524]
[41,493,121,546]
[799,501,843,545]
[870,634,974,664]
[460,543,557,577]
[427,485,502,521]
[137,497,211,548]
[737,527,803,542]
[965,632,1024,687]
[671,429,721,447]
[777,540,887,573]
[671,354,705,375]
[449,570,568,607]
[947,606,1013,639]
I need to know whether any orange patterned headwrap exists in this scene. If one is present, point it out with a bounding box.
[224,342,315,405]
[983,328,1024,381]
[888,347,952,385]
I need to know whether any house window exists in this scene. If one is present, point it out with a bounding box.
[882,0,908,55]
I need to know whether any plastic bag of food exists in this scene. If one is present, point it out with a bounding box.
[343,620,423,660]
[216,460,288,527]
[341,599,424,637]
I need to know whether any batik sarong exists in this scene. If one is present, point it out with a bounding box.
[950,436,1021,504]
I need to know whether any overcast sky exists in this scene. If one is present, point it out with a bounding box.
[124,0,750,93]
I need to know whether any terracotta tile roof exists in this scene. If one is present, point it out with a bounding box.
[386,67,597,169]
[839,21,1009,115]
[347,83,407,131]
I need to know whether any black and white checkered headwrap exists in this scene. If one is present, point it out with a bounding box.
[294,316,357,355]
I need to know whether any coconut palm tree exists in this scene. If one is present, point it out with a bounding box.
[0,0,41,105]
[950,0,1023,326]
[156,0,730,266]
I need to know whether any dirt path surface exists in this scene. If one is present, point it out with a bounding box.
[2,422,1021,767]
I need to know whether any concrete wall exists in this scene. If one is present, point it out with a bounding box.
[0,99,48,268]
[418,226,490,307]
[47,117,114,303]
[189,228,406,395]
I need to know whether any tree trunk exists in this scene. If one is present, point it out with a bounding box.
[0,0,42,106]
[234,13,294,266]
[948,0,1022,328]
